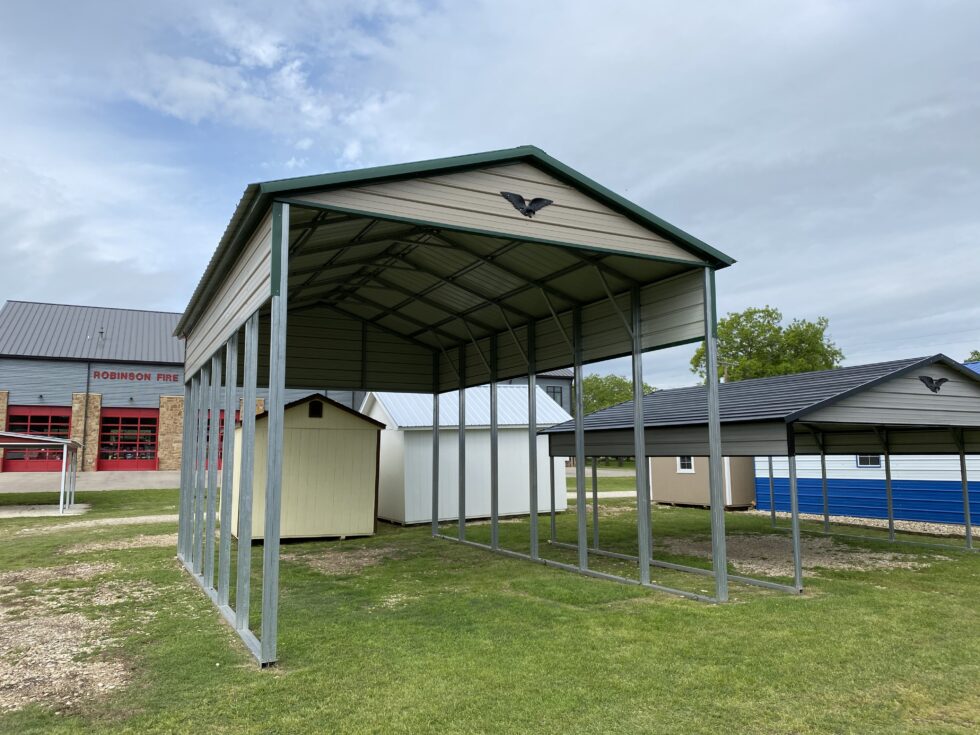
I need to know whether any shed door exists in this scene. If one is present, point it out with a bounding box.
[2,406,72,472]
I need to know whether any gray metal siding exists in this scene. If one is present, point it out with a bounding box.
[545,356,931,434]
[90,362,184,408]
[801,364,980,426]
[546,421,788,457]
[185,210,273,376]
[1,358,87,406]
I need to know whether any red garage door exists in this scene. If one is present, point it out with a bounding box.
[98,408,159,471]
[2,406,73,472]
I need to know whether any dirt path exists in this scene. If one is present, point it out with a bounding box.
[11,514,178,537]
[661,534,948,577]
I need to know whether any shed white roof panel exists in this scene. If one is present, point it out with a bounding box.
[368,385,572,429]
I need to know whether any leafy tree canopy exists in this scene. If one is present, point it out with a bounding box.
[691,306,844,381]
[966,350,980,363]
[582,374,654,415]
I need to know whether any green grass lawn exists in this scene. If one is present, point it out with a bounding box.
[0,489,978,734]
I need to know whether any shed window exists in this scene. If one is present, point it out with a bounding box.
[308,401,323,419]
[856,454,881,468]
[676,456,694,473]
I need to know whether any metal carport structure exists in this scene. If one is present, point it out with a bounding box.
[0,431,80,512]
[543,354,980,593]
[174,145,736,666]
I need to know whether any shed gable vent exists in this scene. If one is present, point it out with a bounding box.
[308,401,323,419]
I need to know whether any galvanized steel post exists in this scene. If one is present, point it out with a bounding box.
[490,334,500,550]
[702,268,728,601]
[205,352,222,588]
[632,285,652,585]
[787,430,804,592]
[178,379,195,559]
[260,201,289,665]
[820,449,830,533]
[767,455,776,529]
[549,457,557,543]
[193,365,210,574]
[235,312,259,632]
[58,445,67,514]
[218,332,239,607]
[880,428,895,542]
[572,307,588,570]
[458,343,466,541]
[527,323,539,560]
[431,352,440,537]
[591,457,599,550]
[959,436,973,550]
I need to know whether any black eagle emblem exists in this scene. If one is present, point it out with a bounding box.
[500,191,553,218]
[918,375,949,394]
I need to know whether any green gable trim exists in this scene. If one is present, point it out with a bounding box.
[177,146,733,338]
[257,145,734,269]
[274,197,709,269]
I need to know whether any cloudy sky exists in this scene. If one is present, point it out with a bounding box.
[1,1,977,387]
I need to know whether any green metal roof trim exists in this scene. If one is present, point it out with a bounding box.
[176,146,735,337]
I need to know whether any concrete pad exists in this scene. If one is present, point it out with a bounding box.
[0,471,179,493]
[0,504,91,518]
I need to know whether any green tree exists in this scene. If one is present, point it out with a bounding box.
[966,350,980,363]
[690,306,844,381]
[582,374,654,415]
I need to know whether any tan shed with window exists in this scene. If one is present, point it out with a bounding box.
[231,394,384,540]
[649,456,756,509]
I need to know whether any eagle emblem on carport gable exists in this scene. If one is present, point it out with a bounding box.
[918,375,949,394]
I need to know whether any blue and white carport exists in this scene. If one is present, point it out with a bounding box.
[172,146,735,665]
[544,354,980,597]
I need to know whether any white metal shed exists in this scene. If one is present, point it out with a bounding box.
[362,386,569,524]
[230,393,384,540]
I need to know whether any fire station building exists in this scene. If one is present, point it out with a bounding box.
[0,301,188,472]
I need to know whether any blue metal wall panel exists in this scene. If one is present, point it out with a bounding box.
[756,478,979,525]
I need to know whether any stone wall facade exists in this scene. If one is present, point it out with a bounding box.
[70,392,103,472]
[157,396,184,471]
[0,391,8,470]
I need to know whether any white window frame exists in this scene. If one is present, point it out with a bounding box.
[855,454,882,468]
[676,456,695,474]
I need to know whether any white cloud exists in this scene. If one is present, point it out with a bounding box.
[0,0,977,384]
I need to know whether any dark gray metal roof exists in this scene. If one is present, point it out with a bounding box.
[544,355,974,433]
[0,301,183,364]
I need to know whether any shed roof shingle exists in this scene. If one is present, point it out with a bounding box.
[0,301,183,364]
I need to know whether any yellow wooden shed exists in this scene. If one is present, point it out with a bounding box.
[231,393,384,540]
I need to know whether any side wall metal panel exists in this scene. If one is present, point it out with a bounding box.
[547,421,789,457]
[185,210,273,376]
[250,307,436,392]
[1,358,87,405]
